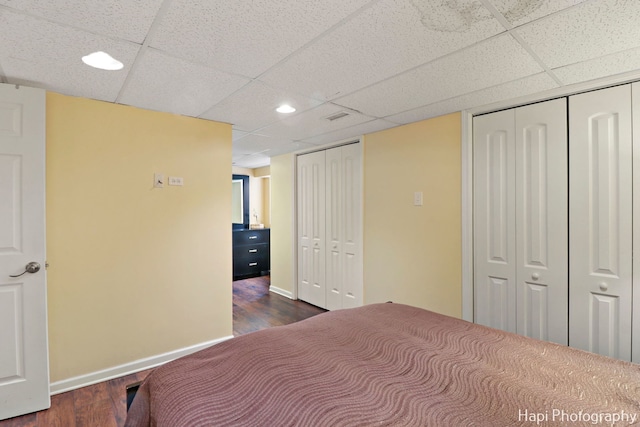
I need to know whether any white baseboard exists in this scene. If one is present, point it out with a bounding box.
[49,335,234,395]
[269,286,293,299]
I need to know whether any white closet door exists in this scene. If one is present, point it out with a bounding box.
[325,147,343,310]
[337,143,362,309]
[515,99,568,345]
[325,144,362,310]
[569,84,633,361]
[632,82,640,363]
[474,109,517,333]
[297,151,326,308]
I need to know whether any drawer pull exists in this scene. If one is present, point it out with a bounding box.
[248,249,258,253]
[249,262,258,267]
[249,236,258,239]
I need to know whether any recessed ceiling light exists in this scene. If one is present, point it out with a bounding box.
[81,51,124,71]
[276,104,296,113]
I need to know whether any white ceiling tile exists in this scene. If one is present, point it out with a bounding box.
[233,133,294,154]
[300,119,397,145]
[0,9,139,102]
[335,33,543,118]
[386,98,467,125]
[515,0,640,69]
[261,0,504,101]
[232,153,249,165]
[0,0,164,43]
[487,0,588,27]
[118,49,250,118]
[232,143,263,156]
[200,81,323,132]
[233,152,271,169]
[233,129,250,141]
[553,46,640,85]
[386,72,558,124]
[264,141,318,158]
[149,0,372,78]
[258,103,373,140]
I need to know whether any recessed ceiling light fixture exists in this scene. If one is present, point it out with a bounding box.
[82,51,124,71]
[276,104,296,113]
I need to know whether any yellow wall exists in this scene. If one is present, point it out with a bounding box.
[269,153,296,295]
[253,166,270,177]
[261,177,271,227]
[46,93,232,382]
[363,113,462,317]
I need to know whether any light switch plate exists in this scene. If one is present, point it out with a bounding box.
[154,173,164,188]
[413,191,423,206]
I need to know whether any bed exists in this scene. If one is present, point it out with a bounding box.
[125,303,640,426]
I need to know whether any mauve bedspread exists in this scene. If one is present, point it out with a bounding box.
[125,303,640,426]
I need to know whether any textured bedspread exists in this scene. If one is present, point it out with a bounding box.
[125,303,640,426]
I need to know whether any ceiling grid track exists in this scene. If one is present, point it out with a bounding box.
[114,0,175,104]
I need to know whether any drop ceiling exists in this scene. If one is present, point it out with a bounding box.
[1,0,639,168]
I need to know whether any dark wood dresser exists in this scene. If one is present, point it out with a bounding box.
[232,228,270,280]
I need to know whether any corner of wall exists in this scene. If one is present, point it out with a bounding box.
[269,153,296,297]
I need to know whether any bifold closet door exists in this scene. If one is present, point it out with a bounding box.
[514,99,568,345]
[633,82,640,363]
[297,150,326,308]
[325,144,362,311]
[569,84,632,361]
[474,99,568,344]
[474,109,517,333]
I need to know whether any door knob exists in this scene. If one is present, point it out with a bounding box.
[599,282,608,292]
[10,262,41,278]
[531,272,540,281]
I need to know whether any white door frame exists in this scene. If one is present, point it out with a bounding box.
[461,68,640,324]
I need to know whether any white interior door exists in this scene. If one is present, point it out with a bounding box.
[0,84,49,419]
[297,151,326,308]
[473,109,517,333]
[514,99,568,345]
[569,84,633,361]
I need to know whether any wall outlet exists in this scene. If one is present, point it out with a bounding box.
[168,176,184,186]
[154,173,164,188]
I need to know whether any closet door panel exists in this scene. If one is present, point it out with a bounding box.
[474,109,517,333]
[633,82,640,363]
[297,151,326,308]
[339,143,362,309]
[515,99,568,345]
[569,84,632,361]
[325,147,343,311]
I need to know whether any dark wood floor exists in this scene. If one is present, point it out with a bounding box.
[0,276,325,427]
[233,275,325,335]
